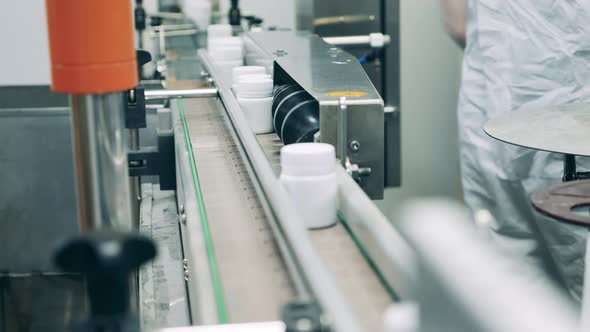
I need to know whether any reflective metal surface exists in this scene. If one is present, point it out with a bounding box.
[323,34,391,47]
[0,105,77,272]
[485,102,590,156]
[70,94,133,231]
[145,88,218,100]
[244,31,385,198]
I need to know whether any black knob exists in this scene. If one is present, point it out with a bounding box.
[136,50,152,70]
[54,232,157,317]
[134,5,146,32]
[229,0,241,26]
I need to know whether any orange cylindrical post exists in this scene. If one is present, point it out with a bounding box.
[45,0,138,94]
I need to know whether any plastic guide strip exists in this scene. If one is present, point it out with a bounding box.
[338,212,399,301]
[179,99,230,323]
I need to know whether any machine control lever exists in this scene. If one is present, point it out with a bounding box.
[54,232,156,330]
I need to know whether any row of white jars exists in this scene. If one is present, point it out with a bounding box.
[208,26,337,230]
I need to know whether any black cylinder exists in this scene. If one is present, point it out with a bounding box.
[272,85,319,145]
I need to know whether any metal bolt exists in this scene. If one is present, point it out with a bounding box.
[350,140,360,152]
[179,213,187,224]
[295,318,313,332]
[274,49,287,56]
[184,270,189,281]
[179,204,185,214]
[183,258,188,265]
[200,70,210,78]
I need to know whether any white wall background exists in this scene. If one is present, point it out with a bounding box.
[0,0,51,86]
[376,1,464,219]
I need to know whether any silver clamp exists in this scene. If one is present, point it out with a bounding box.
[338,97,371,183]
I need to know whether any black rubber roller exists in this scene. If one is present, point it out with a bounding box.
[272,84,299,117]
[272,86,319,145]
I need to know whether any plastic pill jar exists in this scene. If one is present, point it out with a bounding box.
[236,77,274,134]
[232,66,266,82]
[280,143,338,229]
[210,46,244,84]
[209,36,243,53]
[207,24,232,49]
[232,66,267,92]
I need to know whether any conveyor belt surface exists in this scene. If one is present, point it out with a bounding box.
[182,98,296,323]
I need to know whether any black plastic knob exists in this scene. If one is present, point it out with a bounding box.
[54,232,157,317]
[136,50,152,70]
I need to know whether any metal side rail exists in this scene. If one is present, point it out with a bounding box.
[197,49,364,332]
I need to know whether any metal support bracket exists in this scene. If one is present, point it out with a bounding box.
[124,86,147,129]
[563,154,590,182]
[128,130,176,190]
[282,301,324,332]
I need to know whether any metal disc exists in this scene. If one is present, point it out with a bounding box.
[484,103,590,157]
[532,180,590,227]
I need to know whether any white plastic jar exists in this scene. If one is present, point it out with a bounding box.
[210,46,243,84]
[232,66,266,83]
[208,36,243,54]
[183,0,212,29]
[280,143,338,229]
[232,66,267,92]
[236,77,274,134]
[234,73,272,94]
[207,24,232,50]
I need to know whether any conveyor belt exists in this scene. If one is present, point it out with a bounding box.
[178,95,394,331]
[257,134,394,331]
[181,98,296,323]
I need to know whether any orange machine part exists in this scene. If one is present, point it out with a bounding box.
[46,0,138,94]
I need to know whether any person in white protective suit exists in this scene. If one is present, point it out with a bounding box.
[441,0,590,299]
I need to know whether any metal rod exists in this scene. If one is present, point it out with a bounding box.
[323,34,391,47]
[150,12,186,20]
[70,94,133,231]
[129,128,141,228]
[581,231,590,331]
[150,29,198,37]
[145,88,219,100]
[563,154,577,182]
[338,97,348,168]
[151,23,196,32]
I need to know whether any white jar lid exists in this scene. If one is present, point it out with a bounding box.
[209,36,243,49]
[232,66,266,83]
[383,303,420,332]
[236,74,271,82]
[207,24,232,38]
[280,143,336,177]
[209,46,243,61]
[236,77,273,98]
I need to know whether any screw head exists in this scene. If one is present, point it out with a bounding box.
[350,140,361,152]
[180,213,187,224]
[179,205,185,214]
[274,49,288,56]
